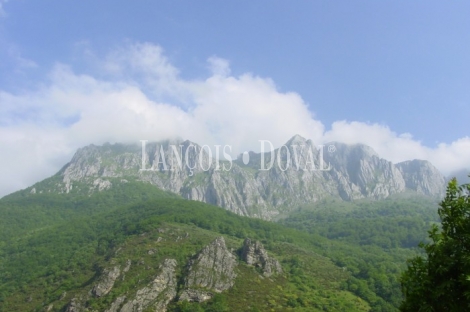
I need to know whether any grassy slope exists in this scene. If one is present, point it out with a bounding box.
[0,198,371,312]
[278,195,440,310]
[0,183,440,311]
[279,195,439,248]
[0,178,179,242]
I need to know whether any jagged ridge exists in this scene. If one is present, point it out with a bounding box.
[27,136,446,219]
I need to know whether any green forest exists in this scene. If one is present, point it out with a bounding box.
[0,180,457,311]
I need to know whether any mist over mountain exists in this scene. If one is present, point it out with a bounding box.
[446,169,470,184]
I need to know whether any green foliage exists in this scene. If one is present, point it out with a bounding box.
[0,195,367,311]
[278,196,441,310]
[400,179,470,311]
[0,182,441,311]
[280,196,439,249]
[0,179,178,241]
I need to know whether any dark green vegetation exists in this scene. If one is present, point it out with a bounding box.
[280,195,439,249]
[400,179,470,311]
[0,176,179,242]
[0,180,441,311]
[278,195,439,311]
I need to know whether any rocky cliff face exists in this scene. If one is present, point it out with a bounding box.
[31,136,447,219]
[63,235,283,311]
[241,238,282,277]
[65,258,177,312]
[179,237,237,302]
[117,258,178,312]
[91,265,121,297]
[396,159,447,197]
[323,142,406,200]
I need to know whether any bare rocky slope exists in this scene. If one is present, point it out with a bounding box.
[27,135,446,219]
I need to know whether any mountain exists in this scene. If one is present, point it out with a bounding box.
[21,135,446,220]
[395,159,447,196]
[0,137,446,311]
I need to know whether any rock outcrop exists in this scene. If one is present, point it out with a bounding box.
[117,258,178,312]
[60,236,284,311]
[241,238,282,277]
[179,237,237,302]
[92,265,121,297]
[65,297,84,312]
[105,296,126,312]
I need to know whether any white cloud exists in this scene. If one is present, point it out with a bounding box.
[208,56,231,77]
[190,73,324,153]
[0,42,469,197]
[102,42,189,103]
[323,121,470,175]
[323,121,428,162]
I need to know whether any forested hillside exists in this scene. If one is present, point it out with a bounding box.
[0,180,441,311]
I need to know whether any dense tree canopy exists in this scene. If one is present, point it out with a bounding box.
[401,178,470,311]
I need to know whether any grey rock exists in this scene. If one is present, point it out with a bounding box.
[178,289,213,303]
[92,178,112,192]
[105,295,126,312]
[123,259,132,273]
[92,265,121,297]
[121,260,132,281]
[65,298,84,312]
[396,159,446,197]
[118,258,177,312]
[323,142,406,200]
[179,237,237,302]
[38,136,447,220]
[241,238,282,277]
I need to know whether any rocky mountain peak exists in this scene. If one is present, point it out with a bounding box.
[327,142,379,159]
[396,159,446,197]
[30,135,447,219]
[285,134,308,146]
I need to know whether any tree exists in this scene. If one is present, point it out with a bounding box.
[400,178,470,311]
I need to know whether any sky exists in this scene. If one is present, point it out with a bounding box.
[0,1,469,197]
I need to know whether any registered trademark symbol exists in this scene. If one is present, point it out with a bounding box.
[328,145,336,153]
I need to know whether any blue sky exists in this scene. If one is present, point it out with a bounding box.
[0,1,470,196]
